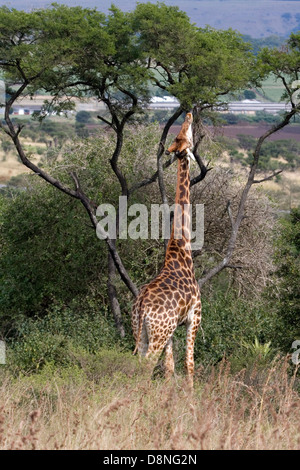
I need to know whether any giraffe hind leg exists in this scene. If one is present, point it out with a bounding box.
[137,319,148,356]
[145,321,177,380]
[185,305,202,388]
[164,336,175,380]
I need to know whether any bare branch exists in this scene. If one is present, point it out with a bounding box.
[128,154,176,194]
[198,106,299,288]
[225,264,244,270]
[97,114,114,128]
[226,200,235,229]
[253,170,283,184]
[69,171,81,193]
[190,150,212,186]
[15,123,25,138]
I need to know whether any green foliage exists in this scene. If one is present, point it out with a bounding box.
[254,139,300,171]
[257,33,300,104]
[243,90,256,99]
[1,138,14,154]
[75,111,92,124]
[0,177,106,325]
[7,118,76,148]
[272,208,300,350]
[8,299,123,372]
[169,293,277,371]
[0,2,259,121]
[229,337,273,373]
[133,3,257,109]
[242,34,286,55]
[75,122,89,138]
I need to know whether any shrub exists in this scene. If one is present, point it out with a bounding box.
[165,292,278,372]
[75,111,92,124]
[272,208,300,350]
[8,299,125,372]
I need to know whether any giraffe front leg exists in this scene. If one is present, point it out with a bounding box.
[185,309,201,388]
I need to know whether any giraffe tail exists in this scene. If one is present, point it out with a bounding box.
[133,307,146,356]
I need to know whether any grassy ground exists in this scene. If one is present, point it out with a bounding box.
[257,75,285,103]
[0,352,299,450]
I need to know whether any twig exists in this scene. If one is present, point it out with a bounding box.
[226,200,235,229]
[253,170,283,184]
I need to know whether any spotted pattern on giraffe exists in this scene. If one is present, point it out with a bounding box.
[131,112,202,388]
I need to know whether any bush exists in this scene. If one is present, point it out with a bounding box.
[8,298,126,372]
[271,208,300,350]
[243,90,256,100]
[0,183,107,326]
[165,292,278,372]
[75,111,92,124]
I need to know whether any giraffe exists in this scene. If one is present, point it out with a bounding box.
[131,112,202,387]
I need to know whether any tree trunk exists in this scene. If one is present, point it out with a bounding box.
[107,249,126,338]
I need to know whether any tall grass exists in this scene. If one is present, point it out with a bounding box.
[0,353,299,450]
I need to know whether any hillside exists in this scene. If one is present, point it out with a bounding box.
[1,0,300,37]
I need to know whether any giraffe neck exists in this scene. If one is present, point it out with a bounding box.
[164,157,193,267]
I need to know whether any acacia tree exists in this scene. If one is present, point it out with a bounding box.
[0,4,144,335]
[1,3,299,335]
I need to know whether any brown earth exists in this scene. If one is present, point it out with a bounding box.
[218,124,300,142]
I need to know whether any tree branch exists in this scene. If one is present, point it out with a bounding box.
[97,115,114,128]
[198,105,299,288]
[253,170,283,184]
[107,250,126,337]
[190,146,212,187]
[226,200,234,229]
[4,91,138,298]
[128,154,176,195]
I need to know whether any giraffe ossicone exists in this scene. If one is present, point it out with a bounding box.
[131,112,202,388]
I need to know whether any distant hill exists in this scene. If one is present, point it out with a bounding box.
[1,0,300,38]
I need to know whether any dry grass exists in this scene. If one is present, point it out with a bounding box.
[0,357,299,450]
[0,152,31,182]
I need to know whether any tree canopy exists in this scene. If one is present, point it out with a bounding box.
[0,2,257,116]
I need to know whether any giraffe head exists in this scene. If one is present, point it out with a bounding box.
[185,112,193,124]
[174,112,194,163]
[166,111,194,161]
